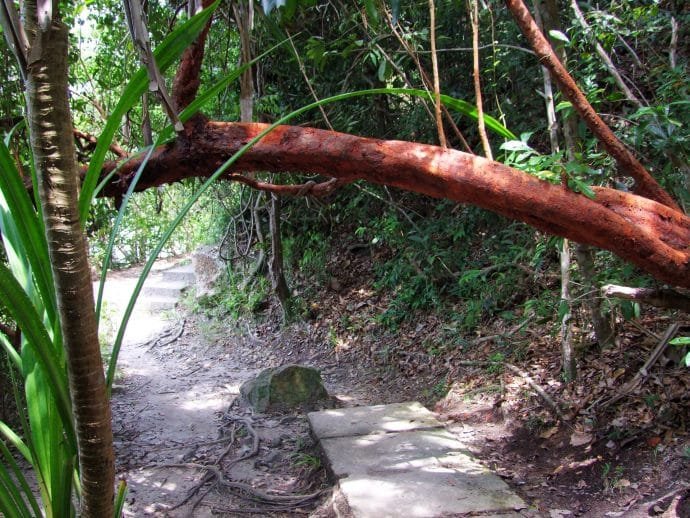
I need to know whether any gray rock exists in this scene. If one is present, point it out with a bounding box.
[240,364,331,413]
[192,245,225,302]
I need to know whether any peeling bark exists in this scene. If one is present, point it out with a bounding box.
[99,121,690,288]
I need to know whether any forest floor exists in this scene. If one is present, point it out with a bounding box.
[103,247,690,517]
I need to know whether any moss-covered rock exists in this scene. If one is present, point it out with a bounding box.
[240,364,331,413]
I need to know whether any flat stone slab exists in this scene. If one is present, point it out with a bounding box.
[309,402,525,517]
[308,401,441,439]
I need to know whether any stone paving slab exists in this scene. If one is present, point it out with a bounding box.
[309,402,526,518]
[308,401,441,439]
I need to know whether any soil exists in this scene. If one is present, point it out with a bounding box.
[103,251,690,517]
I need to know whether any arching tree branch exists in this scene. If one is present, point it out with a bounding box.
[98,121,690,288]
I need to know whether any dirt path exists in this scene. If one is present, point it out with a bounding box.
[100,260,263,516]
[100,260,345,517]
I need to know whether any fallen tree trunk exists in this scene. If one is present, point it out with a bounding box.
[99,119,690,288]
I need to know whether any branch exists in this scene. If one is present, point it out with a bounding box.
[602,284,690,313]
[227,175,345,197]
[74,129,128,159]
[569,1,643,108]
[505,0,680,211]
[171,0,215,110]
[97,121,690,288]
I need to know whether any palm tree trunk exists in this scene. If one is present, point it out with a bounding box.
[23,15,114,517]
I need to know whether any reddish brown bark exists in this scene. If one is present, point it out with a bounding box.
[505,0,680,212]
[171,0,215,111]
[100,121,690,288]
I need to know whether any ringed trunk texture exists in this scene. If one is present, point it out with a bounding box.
[100,121,690,288]
[26,21,114,516]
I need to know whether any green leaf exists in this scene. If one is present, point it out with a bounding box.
[670,337,690,346]
[557,299,569,321]
[362,0,379,24]
[0,138,56,323]
[0,264,74,450]
[548,30,570,43]
[568,176,597,199]
[500,140,534,152]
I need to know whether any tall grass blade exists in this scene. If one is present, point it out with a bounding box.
[95,143,157,323]
[0,264,74,449]
[0,138,55,323]
[0,438,41,517]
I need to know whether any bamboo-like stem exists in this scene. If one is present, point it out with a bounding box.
[469,0,493,159]
[428,0,446,147]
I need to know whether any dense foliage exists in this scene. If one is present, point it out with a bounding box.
[0,1,688,514]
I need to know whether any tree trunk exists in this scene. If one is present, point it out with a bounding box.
[536,0,616,350]
[575,244,615,347]
[99,121,690,288]
[559,239,575,381]
[233,0,254,123]
[234,0,290,315]
[268,192,291,319]
[23,18,113,518]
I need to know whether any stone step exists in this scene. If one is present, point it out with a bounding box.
[161,264,195,284]
[143,296,179,312]
[308,402,526,518]
[142,280,190,299]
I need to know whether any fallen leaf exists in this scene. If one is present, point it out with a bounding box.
[570,431,593,447]
[646,436,661,448]
[540,426,559,439]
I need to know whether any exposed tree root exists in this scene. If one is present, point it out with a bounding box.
[145,415,323,514]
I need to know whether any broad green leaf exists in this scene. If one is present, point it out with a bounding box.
[0,264,74,450]
[0,138,55,322]
[362,0,379,24]
[500,140,534,152]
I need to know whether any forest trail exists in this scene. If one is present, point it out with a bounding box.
[98,259,260,516]
[98,259,527,517]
